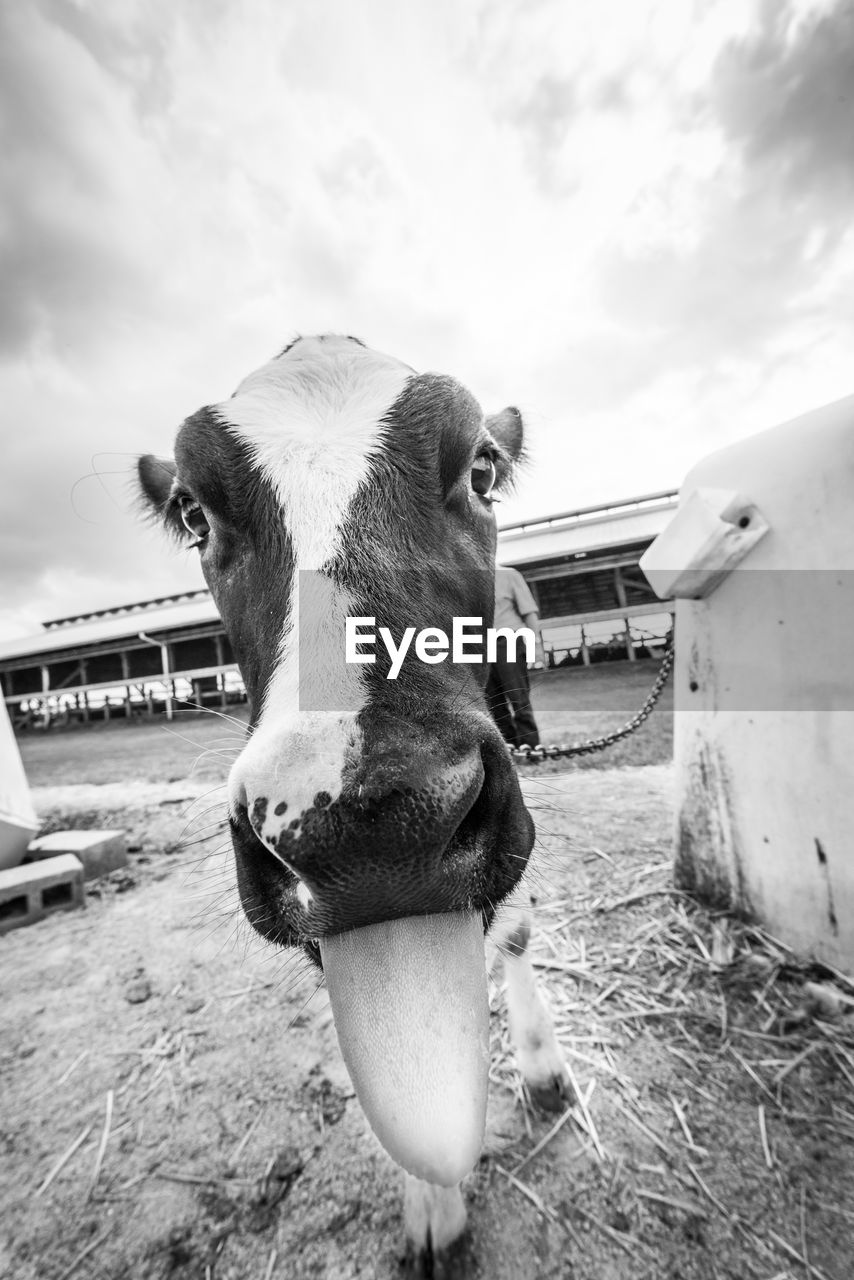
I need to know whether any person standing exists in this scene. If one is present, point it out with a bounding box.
[485,563,543,751]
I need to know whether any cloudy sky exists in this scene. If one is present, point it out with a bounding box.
[1,0,852,641]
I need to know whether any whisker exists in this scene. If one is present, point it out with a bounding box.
[171,702,252,733]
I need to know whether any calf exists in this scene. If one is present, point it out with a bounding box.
[138,335,570,1271]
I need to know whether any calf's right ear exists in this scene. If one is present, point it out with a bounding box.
[486,406,524,462]
[137,455,177,517]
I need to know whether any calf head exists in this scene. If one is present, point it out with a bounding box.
[139,334,535,1184]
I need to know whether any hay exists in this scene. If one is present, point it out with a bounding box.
[487,843,853,1274]
[87,1089,114,1198]
[34,1124,94,1197]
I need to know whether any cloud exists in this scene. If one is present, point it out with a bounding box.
[485,1,854,428]
[35,0,178,118]
[714,1,854,203]
[593,1,854,367]
[0,349,205,639]
[0,6,171,359]
[505,74,578,185]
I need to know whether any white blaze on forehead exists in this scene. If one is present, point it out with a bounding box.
[224,336,413,826]
[221,335,413,569]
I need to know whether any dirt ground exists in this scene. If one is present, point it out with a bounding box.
[2,707,853,1279]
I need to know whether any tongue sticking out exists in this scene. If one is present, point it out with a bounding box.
[319,911,489,1187]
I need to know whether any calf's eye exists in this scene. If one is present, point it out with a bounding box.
[179,497,210,545]
[471,453,497,500]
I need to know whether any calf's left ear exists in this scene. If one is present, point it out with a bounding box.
[137,455,177,516]
[486,407,524,461]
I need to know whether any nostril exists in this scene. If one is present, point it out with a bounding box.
[231,799,271,852]
[444,769,490,862]
[249,795,269,836]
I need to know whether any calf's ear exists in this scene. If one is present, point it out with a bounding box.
[137,455,177,516]
[486,406,524,461]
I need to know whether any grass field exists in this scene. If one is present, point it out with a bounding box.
[18,658,673,788]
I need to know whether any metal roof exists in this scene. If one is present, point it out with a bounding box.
[0,595,222,664]
[497,490,678,565]
[498,488,677,534]
[41,589,211,631]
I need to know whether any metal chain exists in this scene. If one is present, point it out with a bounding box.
[509,641,674,764]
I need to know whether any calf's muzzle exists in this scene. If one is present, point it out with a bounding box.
[229,723,533,946]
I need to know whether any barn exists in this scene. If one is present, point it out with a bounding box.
[1,489,676,729]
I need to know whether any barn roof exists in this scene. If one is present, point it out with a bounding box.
[496,488,677,566]
[0,592,221,664]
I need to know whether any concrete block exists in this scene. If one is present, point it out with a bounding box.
[27,830,128,881]
[0,854,85,935]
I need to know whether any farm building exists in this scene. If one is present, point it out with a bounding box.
[1,489,676,729]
